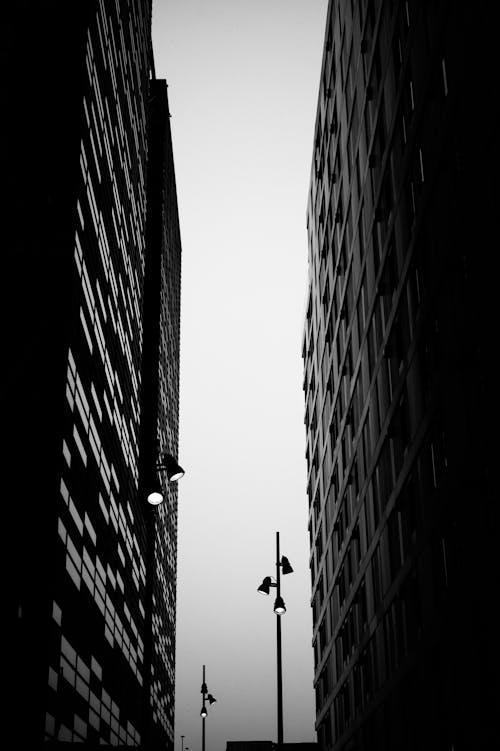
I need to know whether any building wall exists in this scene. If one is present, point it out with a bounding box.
[141,78,182,748]
[303,2,497,749]
[5,1,181,748]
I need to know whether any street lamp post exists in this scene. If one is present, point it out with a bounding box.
[180,734,185,751]
[257,531,293,748]
[200,664,217,751]
[141,452,184,749]
[276,532,284,747]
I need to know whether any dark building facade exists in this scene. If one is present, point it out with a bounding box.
[303,2,497,750]
[4,1,181,748]
[226,744,318,751]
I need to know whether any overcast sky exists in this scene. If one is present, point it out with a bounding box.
[151,2,328,749]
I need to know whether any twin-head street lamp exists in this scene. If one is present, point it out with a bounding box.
[257,555,293,613]
[257,531,293,747]
[200,665,217,751]
[146,452,185,506]
[141,452,184,747]
[200,694,217,718]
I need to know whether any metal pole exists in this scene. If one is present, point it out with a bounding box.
[181,735,185,751]
[202,665,206,751]
[276,531,283,747]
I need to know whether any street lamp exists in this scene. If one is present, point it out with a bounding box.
[146,452,185,505]
[141,450,184,747]
[157,451,185,483]
[256,531,293,747]
[200,665,217,751]
[146,477,164,506]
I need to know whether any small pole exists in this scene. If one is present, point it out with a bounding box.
[276,531,283,747]
[202,665,206,751]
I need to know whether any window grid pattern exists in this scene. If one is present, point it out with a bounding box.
[147,105,182,742]
[304,1,455,748]
[41,0,177,747]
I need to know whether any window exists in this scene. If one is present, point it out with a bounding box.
[371,544,382,610]
[441,58,448,96]
[393,33,403,81]
[319,709,333,749]
[388,507,404,577]
[319,616,328,655]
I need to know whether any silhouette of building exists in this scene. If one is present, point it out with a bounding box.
[227,743,275,751]
[226,743,318,751]
[303,2,497,749]
[5,1,181,748]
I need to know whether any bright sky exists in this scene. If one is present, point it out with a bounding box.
[152,2,328,749]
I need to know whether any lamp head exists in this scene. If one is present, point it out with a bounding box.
[281,556,294,575]
[274,595,286,615]
[147,478,164,506]
[257,576,273,595]
[200,706,207,718]
[159,453,185,482]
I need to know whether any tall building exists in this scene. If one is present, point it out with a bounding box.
[4,1,182,748]
[303,2,497,749]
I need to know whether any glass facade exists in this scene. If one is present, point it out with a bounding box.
[304,2,496,749]
[6,1,181,748]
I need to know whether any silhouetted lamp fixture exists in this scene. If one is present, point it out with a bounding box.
[257,576,274,595]
[273,595,286,615]
[200,665,217,751]
[256,532,293,746]
[146,476,164,506]
[157,452,185,482]
[147,453,184,506]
